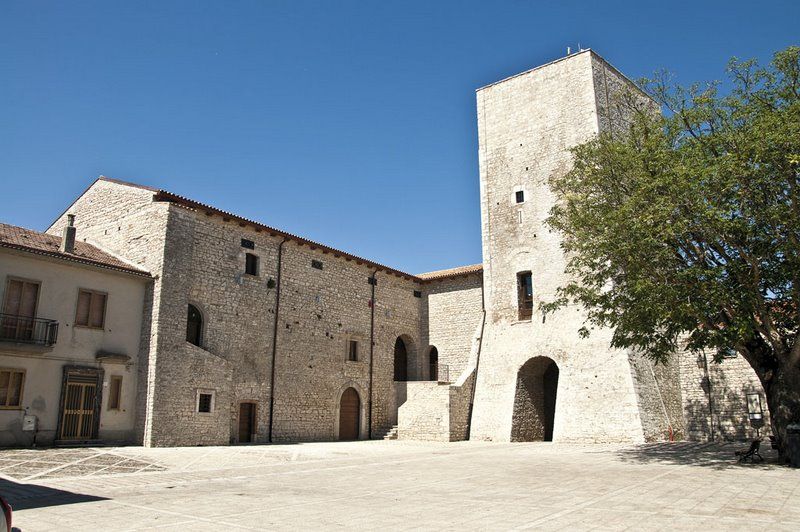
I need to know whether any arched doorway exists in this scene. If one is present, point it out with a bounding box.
[339,387,360,440]
[428,346,439,381]
[394,337,408,381]
[511,357,559,442]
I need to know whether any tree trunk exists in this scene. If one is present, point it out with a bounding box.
[761,361,800,461]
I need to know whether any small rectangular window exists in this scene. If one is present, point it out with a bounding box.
[368,277,377,286]
[515,190,525,203]
[75,289,107,328]
[197,391,214,413]
[348,340,358,361]
[108,375,122,410]
[241,238,255,249]
[517,271,533,320]
[413,290,422,298]
[311,260,323,270]
[0,368,25,408]
[245,253,259,276]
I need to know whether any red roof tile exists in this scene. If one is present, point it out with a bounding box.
[0,222,150,277]
[417,264,483,280]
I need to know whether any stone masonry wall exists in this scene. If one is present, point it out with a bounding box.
[423,272,483,381]
[469,51,650,443]
[50,178,426,445]
[680,349,771,442]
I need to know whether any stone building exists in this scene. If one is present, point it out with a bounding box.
[0,220,150,446]
[0,49,768,447]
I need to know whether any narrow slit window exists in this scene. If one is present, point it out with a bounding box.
[108,375,122,410]
[245,253,259,276]
[348,340,358,361]
[517,271,533,320]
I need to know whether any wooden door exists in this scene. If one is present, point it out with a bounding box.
[59,369,101,440]
[238,402,255,443]
[339,388,360,440]
[2,279,39,341]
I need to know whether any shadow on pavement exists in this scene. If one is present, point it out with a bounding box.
[0,477,107,511]
[615,441,785,470]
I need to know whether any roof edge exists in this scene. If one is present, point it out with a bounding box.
[0,242,152,278]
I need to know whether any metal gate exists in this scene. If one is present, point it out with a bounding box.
[59,368,102,440]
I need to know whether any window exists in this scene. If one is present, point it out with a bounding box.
[2,278,40,341]
[75,289,107,328]
[241,238,255,249]
[348,340,359,361]
[517,271,533,320]
[187,304,203,346]
[107,375,122,410]
[245,253,259,276]
[0,368,25,409]
[516,190,525,203]
[311,260,323,270]
[197,390,214,413]
[413,290,422,298]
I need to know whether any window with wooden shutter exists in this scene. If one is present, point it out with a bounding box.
[0,368,25,409]
[108,375,122,410]
[75,289,107,328]
[2,278,40,341]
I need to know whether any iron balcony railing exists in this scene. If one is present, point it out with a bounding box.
[0,313,59,347]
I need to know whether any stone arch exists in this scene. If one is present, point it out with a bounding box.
[427,345,439,381]
[333,382,367,441]
[186,302,205,347]
[511,356,560,442]
[394,335,416,381]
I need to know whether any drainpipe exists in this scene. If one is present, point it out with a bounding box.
[268,237,288,443]
[466,274,486,439]
[367,270,378,439]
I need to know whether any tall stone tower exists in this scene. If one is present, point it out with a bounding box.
[469,50,681,443]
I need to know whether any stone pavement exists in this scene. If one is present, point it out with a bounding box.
[0,441,798,531]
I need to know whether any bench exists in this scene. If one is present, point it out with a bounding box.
[736,439,764,463]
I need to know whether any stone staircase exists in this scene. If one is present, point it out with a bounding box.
[373,425,398,440]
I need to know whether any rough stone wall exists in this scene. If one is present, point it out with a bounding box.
[50,179,425,446]
[47,179,170,446]
[469,51,651,443]
[423,273,483,380]
[679,349,771,442]
[627,352,686,442]
[398,382,451,441]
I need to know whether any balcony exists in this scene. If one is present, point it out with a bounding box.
[0,313,59,349]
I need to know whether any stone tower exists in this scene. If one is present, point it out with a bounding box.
[469,50,682,443]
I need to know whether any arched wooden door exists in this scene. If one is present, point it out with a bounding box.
[339,388,360,440]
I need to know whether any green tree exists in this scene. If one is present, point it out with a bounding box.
[545,47,800,457]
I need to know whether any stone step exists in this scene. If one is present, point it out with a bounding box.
[373,425,398,440]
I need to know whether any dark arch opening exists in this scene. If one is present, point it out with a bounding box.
[394,337,408,381]
[429,346,439,381]
[339,387,360,440]
[511,357,559,442]
[186,304,203,347]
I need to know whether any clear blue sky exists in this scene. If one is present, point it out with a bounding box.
[1,1,797,274]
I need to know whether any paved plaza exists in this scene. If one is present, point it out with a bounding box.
[0,440,798,531]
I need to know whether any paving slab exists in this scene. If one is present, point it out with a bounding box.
[0,441,797,530]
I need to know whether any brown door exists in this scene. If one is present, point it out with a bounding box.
[238,402,255,443]
[339,388,360,440]
[2,279,39,341]
[59,370,101,440]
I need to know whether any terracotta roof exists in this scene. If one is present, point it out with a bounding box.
[417,264,483,280]
[0,222,150,277]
